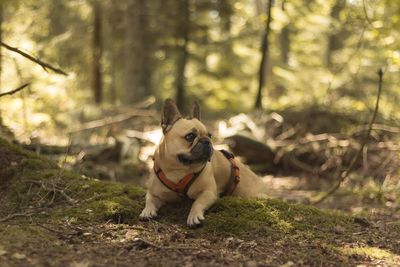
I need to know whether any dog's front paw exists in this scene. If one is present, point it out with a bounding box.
[139,207,158,221]
[187,210,205,228]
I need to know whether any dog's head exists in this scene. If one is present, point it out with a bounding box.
[159,99,213,167]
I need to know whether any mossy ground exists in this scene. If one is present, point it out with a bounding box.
[0,138,399,266]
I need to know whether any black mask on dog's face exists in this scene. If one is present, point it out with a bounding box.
[177,134,213,165]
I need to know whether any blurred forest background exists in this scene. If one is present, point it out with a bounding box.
[0,0,399,207]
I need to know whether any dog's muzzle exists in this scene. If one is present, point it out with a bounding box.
[178,138,213,165]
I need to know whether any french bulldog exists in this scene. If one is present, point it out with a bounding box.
[139,99,267,227]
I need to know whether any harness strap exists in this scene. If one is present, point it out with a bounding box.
[154,163,205,197]
[219,150,240,197]
[153,149,240,198]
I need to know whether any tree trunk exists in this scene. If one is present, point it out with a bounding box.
[0,4,3,93]
[48,0,65,36]
[175,0,190,111]
[279,26,289,64]
[217,0,234,77]
[254,0,273,110]
[279,1,289,65]
[124,0,151,104]
[326,0,346,67]
[91,0,103,104]
[0,4,2,123]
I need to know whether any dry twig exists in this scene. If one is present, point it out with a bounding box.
[0,212,33,222]
[0,83,30,98]
[0,209,45,223]
[132,237,199,250]
[1,42,67,75]
[312,69,384,205]
[26,180,77,205]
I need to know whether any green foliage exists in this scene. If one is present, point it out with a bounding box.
[1,0,399,136]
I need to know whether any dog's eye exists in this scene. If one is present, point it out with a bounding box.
[185,133,197,142]
[207,132,212,138]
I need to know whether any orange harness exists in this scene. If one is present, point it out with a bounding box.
[153,150,240,198]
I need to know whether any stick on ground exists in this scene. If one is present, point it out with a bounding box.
[312,68,384,205]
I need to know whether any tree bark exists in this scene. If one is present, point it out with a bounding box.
[254,0,273,110]
[91,0,103,104]
[175,0,190,111]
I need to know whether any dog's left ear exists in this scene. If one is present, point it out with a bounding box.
[161,98,182,133]
[190,101,201,120]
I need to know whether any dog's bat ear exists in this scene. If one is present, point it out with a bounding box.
[161,98,182,133]
[190,100,201,120]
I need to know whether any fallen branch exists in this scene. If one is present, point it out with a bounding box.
[313,69,384,205]
[132,237,199,250]
[22,143,82,155]
[354,123,400,134]
[68,109,157,133]
[1,42,67,76]
[0,83,30,98]
[0,210,45,222]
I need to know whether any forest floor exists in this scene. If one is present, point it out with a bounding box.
[1,138,400,267]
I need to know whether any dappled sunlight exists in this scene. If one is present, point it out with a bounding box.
[337,246,399,263]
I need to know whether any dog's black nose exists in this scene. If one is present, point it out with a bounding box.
[199,138,210,145]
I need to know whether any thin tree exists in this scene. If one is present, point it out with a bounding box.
[175,0,190,111]
[279,1,289,65]
[254,0,273,110]
[0,4,3,93]
[326,0,346,67]
[91,0,103,104]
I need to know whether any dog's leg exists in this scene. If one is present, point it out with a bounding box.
[187,190,217,227]
[139,192,164,220]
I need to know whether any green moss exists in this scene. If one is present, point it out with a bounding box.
[55,194,144,224]
[0,137,358,243]
[197,197,355,237]
[0,225,58,247]
[19,157,58,171]
[0,137,146,223]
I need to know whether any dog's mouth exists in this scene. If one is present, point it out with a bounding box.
[177,138,213,165]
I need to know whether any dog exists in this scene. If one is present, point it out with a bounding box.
[139,99,267,227]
